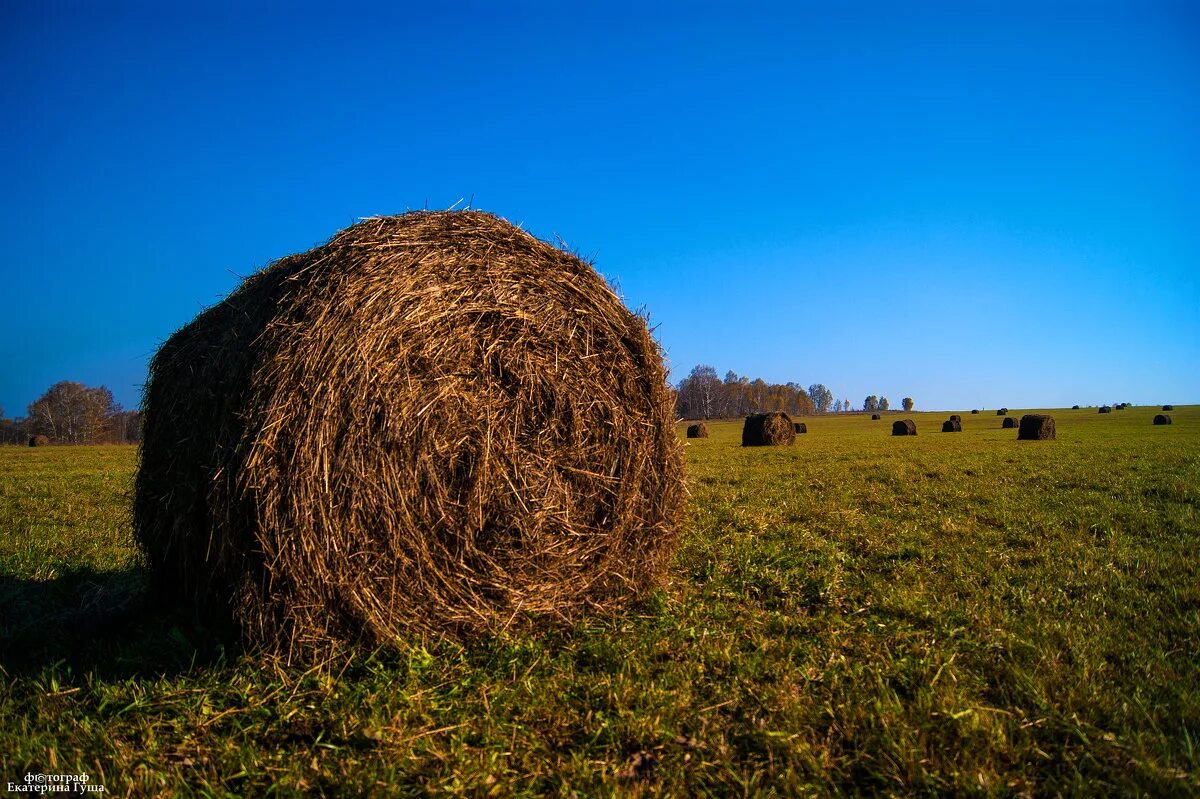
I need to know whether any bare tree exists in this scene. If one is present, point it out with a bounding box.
[28,381,120,444]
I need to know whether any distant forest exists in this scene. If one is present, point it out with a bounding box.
[0,381,141,445]
[676,365,911,419]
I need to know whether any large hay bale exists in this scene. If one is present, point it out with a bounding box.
[742,412,795,446]
[892,419,917,436]
[1162,405,1174,411]
[1154,414,1172,425]
[134,211,686,653]
[1017,414,1055,440]
[794,422,807,434]
[1099,406,1112,414]
[1002,416,1019,429]
[28,435,49,447]
[949,414,961,423]
[941,419,961,432]
[686,423,708,438]
[871,413,881,420]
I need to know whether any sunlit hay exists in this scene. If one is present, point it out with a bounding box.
[741,412,794,446]
[1017,414,1056,440]
[28,435,49,447]
[686,423,708,439]
[949,414,961,423]
[134,210,686,656]
[892,419,917,436]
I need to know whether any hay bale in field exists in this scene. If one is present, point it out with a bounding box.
[1017,414,1055,440]
[1072,405,1080,410]
[996,408,1008,416]
[1162,404,1174,411]
[793,422,807,434]
[133,210,686,654]
[1099,406,1112,414]
[892,419,917,436]
[686,423,708,438]
[941,419,961,433]
[971,409,979,414]
[28,435,49,447]
[871,413,881,420]
[742,412,795,446]
[1002,416,1019,429]
[1153,414,1172,425]
[949,414,961,423]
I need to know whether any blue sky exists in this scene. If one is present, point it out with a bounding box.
[1,1,1196,415]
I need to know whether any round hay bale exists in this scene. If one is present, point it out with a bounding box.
[28,435,49,447]
[793,422,807,434]
[1071,405,1080,410]
[996,408,1008,416]
[742,412,795,446]
[949,414,961,423]
[1153,414,1172,425]
[1099,406,1112,414]
[686,423,708,438]
[941,419,962,433]
[1162,405,1174,411]
[871,413,881,420]
[892,419,917,436]
[1002,416,1019,429]
[1017,414,1055,440]
[971,409,979,414]
[134,211,686,653]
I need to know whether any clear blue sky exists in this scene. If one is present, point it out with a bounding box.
[2,1,1196,415]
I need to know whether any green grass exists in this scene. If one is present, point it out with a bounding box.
[1,406,1197,796]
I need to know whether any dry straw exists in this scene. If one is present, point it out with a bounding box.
[892,419,917,436]
[742,412,794,446]
[686,423,708,438]
[135,210,686,656]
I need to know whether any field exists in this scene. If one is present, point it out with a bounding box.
[1,407,1197,796]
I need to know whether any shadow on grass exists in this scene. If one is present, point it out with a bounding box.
[0,568,235,678]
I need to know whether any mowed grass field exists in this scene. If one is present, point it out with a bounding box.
[1,406,1197,796]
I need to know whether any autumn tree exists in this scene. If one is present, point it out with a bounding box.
[902,397,914,411]
[863,395,878,412]
[27,381,120,444]
[879,396,890,411]
[807,383,834,414]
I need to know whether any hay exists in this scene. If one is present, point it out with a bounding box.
[1072,405,1080,410]
[996,408,1008,416]
[892,419,917,436]
[742,412,795,446]
[1002,416,1019,429]
[134,210,686,654]
[1154,414,1172,425]
[1162,405,1173,411]
[871,414,881,420]
[686,423,708,438]
[971,409,979,414]
[28,435,49,447]
[941,419,961,433]
[949,414,961,423]
[1099,406,1112,414]
[794,422,807,434]
[1017,414,1055,440]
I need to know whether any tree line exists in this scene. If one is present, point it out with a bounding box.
[0,381,141,445]
[676,365,913,419]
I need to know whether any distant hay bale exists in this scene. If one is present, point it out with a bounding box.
[1099,406,1112,414]
[892,419,917,436]
[1153,414,1172,425]
[1017,414,1056,440]
[1072,405,1080,410]
[686,423,708,438]
[971,409,979,414]
[941,419,962,433]
[1002,416,1019,429]
[28,435,49,447]
[1162,404,1174,411]
[949,414,961,423]
[996,408,1008,416]
[133,210,686,654]
[793,422,807,434]
[742,412,795,446]
[871,413,881,420]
